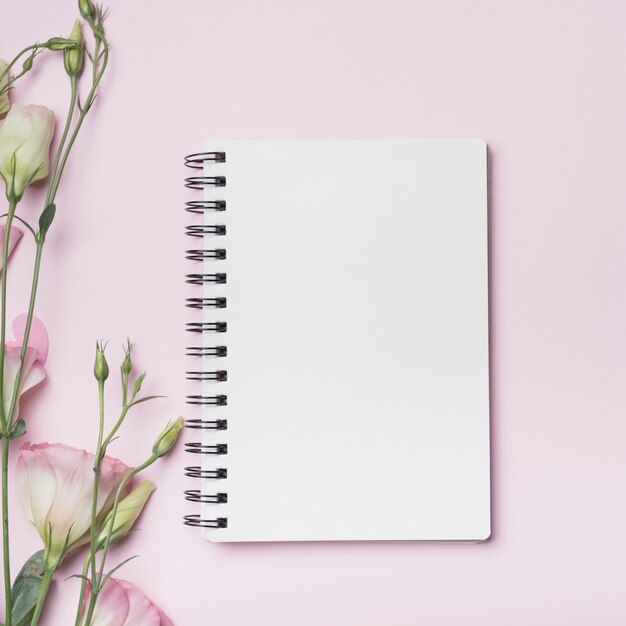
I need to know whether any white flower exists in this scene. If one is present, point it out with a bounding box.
[0,104,55,202]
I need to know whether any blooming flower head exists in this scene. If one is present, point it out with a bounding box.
[0,103,55,202]
[0,60,9,116]
[16,443,132,568]
[83,578,173,626]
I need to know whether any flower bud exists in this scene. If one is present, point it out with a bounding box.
[131,373,145,398]
[94,342,109,382]
[64,20,84,77]
[45,38,81,51]
[0,60,10,116]
[121,341,133,377]
[0,104,55,202]
[152,417,184,458]
[97,480,155,547]
[79,0,95,19]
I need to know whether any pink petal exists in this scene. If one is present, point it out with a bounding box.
[87,578,129,626]
[15,445,57,542]
[9,314,48,364]
[45,446,104,547]
[117,580,161,626]
[26,443,131,553]
[157,610,174,626]
[2,345,46,425]
[0,225,23,272]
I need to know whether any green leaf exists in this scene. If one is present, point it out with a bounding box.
[8,419,26,439]
[12,550,45,626]
[129,395,165,407]
[101,555,139,588]
[38,203,56,241]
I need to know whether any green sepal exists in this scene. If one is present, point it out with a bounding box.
[12,550,45,626]
[8,419,26,439]
[38,203,56,242]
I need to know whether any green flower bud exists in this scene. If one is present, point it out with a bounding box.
[94,341,109,382]
[45,38,80,52]
[79,0,95,19]
[22,56,33,72]
[152,417,184,458]
[97,480,155,548]
[132,373,145,398]
[121,341,133,377]
[63,20,84,77]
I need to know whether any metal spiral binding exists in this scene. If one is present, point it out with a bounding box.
[186,249,226,261]
[186,322,227,333]
[185,418,228,429]
[185,200,227,213]
[186,273,227,285]
[184,515,228,529]
[185,466,228,478]
[184,150,229,531]
[186,346,227,357]
[186,225,227,236]
[185,490,228,503]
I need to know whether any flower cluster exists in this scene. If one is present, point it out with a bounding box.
[0,2,182,625]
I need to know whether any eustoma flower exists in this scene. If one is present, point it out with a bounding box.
[15,443,132,568]
[0,59,9,116]
[82,578,173,626]
[0,103,55,202]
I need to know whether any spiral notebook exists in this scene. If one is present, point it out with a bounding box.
[183,139,491,542]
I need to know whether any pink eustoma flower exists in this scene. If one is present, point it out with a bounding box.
[15,443,132,567]
[83,578,173,626]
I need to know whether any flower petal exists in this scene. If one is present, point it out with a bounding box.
[117,580,163,626]
[0,225,23,272]
[86,578,129,626]
[2,345,46,425]
[15,444,57,543]
[9,314,48,364]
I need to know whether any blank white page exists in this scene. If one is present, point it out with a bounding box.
[197,139,490,542]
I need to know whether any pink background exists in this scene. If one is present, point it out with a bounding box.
[4,0,626,623]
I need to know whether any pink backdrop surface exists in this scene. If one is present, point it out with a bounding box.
[4,0,626,624]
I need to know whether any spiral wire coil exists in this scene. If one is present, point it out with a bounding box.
[184,151,228,530]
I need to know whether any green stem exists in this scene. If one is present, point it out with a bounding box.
[0,198,16,626]
[29,566,53,626]
[5,239,44,427]
[1,439,10,626]
[88,380,105,592]
[82,456,157,626]
[0,44,40,87]
[48,40,108,204]
[73,553,92,626]
[45,76,77,208]
[100,404,130,452]
[0,200,17,429]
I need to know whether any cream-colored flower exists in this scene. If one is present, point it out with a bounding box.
[0,104,55,202]
[0,60,9,116]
